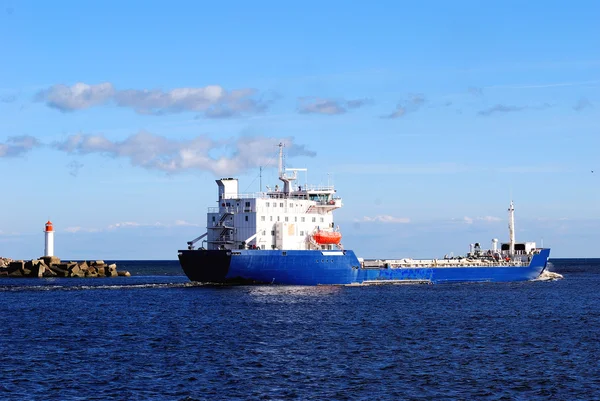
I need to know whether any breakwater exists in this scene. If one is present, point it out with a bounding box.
[0,256,130,278]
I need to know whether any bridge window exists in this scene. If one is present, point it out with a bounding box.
[312,217,316,222]
[280,203,284,207]
[245,202,250,207]
[212,216,216,222]
[245,216,249,222]
[301,217,305,222]
[285,217,288,222]
[320,217,324,222]
[266,202,270,207]
[261,216,265,221]
[300,231,304,235]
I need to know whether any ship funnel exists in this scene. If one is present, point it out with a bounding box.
[492,238,499,252]
[216,178,239,200]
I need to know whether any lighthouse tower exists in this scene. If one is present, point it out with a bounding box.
[44,221,55,257]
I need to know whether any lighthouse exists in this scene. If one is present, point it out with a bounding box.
[44,221,55,257]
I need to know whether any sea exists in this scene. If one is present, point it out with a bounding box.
[0,259,599,401]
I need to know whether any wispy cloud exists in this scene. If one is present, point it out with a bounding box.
[574,97,593,111]
[0,135,40,157]
[478,103,553,116]
[107,221,143,230]
[52,133,315,175]
[356,215,411,223]
[381,93,426,119]
[468,87,484,96]
[65,220,201,233]
[477,104,525,116]
[36,82,273,118]
[462,216,501,225]
[67,160,84,177]
[297,97,370,115]
[0,94,17,103]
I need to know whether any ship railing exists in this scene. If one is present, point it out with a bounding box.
[208,206,254,214]
[363,258,531,268]
[219,192,269,200]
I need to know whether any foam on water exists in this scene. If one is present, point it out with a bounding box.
[534,263,564,281]
[0,281,204,292]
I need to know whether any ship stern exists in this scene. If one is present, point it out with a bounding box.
[178,249,232,283]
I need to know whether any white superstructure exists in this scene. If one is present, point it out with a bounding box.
[44,221,55,257]
[192,143,343,251]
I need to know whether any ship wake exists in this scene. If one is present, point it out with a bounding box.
[0,281,207,292]
[534,264,564,281]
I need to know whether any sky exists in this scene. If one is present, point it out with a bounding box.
[0,0,599,259]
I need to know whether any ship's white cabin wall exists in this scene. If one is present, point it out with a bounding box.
[255,195,335,251]
[206,189,338,251]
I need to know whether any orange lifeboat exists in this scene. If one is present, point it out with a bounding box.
[312,230,342,245]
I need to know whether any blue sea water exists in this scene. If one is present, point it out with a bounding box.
[0,259,599,400]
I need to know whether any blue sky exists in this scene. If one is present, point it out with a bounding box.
[1,0,599,259]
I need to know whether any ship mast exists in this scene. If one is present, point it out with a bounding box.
[278,142,296,196]
[508,200,515,256]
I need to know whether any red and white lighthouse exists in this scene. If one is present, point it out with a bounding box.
[44,221,54,257]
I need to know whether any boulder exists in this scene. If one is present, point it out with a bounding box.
[29,260,45,278]
[48,264,69,277]
[68,264,82,277]
[40,256,61,266]
[8,261,24,273]
[106,264,118,277]
[117,271,131,277]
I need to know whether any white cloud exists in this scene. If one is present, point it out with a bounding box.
[36,82,115,111]
[0,135,40,157]
[36,82,272,117]
[52,132,315,175]
[356,215,411,223]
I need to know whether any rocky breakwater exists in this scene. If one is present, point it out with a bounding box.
[0,256,130,278]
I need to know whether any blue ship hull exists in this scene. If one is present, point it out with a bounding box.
[178,248,551,285]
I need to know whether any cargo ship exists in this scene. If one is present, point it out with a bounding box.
[178,144,550,285]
